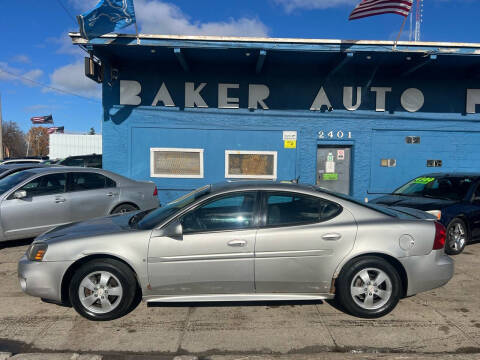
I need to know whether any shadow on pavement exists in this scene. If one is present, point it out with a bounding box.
[0,238,33,250]
[147,299,324,308]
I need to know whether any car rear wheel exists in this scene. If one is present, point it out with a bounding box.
[69,259,137,321]
[336,256,402,318]
[111,203,138,214]
[445,218,468,255]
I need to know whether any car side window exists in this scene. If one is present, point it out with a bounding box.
[17,173,66,198]
[68,172,116,191]
[265,192,342,227]
[181,192,257,233]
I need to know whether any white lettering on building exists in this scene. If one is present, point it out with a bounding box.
[370,87,392,112]
[185,82,208,108]
[400,88,424,112]
[120,80,142,106]
[310,87,332,111]
[218,83,240,109]
[343,87,362,111]
[466,89,480,114]
[151,82,175,107]
[248,84,270,110]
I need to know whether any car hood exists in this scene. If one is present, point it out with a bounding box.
[370,194,456,211]
[36,213,136,244]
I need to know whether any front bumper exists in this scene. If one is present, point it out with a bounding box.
[18,255,73,303]
[400,249,454,297]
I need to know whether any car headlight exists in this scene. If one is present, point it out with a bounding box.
[27,242,48,261]
[426,210,442,220]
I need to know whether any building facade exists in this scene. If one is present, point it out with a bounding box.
[71,34,480,204]
[49,133,102,159]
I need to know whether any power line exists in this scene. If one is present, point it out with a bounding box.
[56,0,78,26]
[0,68,101,103]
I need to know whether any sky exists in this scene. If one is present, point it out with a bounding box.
[0,0,479,134]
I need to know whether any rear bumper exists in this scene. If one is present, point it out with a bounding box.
[18,255,73,303]
[400,249,454,296]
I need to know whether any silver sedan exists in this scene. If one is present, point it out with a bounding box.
[18,182,453,321]
[1,167,159,242]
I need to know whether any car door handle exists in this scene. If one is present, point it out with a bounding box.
[106,192,118,197]
[322,233,342,241]
[227,240,247,247]
[55,196,66,203]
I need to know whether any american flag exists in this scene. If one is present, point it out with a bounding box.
[30,114,53,124]
[47,126,64,134]
[349,0,413,20]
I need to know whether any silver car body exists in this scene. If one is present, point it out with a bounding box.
[1,167,159,242]
[18,182,453,305]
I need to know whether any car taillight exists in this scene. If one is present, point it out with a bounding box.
[153,186,158,197]
[433,221,446,250]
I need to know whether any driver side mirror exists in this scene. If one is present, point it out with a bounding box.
[13,190,27,200]
[152,220,183,240]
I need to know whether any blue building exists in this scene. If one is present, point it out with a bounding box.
[71,33,480,204]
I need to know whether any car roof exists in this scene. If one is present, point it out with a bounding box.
[18,166,105,174]
[421,172,480,178]
[209,181,316,194]
[0,163,53,170]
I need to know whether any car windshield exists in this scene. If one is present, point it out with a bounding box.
[0,171,34,194]
[314,186,398,217]
[393,176,474,201]
[136,185,211,229]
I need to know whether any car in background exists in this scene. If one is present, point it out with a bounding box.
[18,182,452,321]
[0,163,58,180]
[41,159,61,165]
[371,173,480,255]
[57,154,102,168]
[0,167,159,242]
[1,158,44,165]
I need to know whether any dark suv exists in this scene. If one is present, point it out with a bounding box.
[57,154,102,168]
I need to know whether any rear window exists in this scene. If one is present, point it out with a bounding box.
[393,176,474,201]
[314,186,397,217]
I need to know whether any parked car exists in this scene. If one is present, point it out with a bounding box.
[18,181,452,321]
[1,158,44,165]
[0,167,159,242]
[41,159,61,165]
[0,163,58,180]
[370,173,480,255]
[57,154,102,168]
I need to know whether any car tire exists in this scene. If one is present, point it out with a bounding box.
[335,256,402,318]
[69,259,138,321]
[111,203,138,214]
[445,218,468,255]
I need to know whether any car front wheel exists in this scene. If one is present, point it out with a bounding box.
[335,256,402,318]
[445,218,468,255]
[69,259,137,321]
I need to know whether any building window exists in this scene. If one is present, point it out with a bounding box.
[225,150,277,180]
[405,136,421,144]
[150,148,204,178]
[427,160,442,167]
[380,159,397,167]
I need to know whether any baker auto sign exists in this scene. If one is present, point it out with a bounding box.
[119,80,480,114]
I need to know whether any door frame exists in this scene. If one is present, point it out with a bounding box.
[316,142,354,195]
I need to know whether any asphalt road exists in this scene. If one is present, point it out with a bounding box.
[0,239,479,359]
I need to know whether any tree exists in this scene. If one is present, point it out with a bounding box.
[2,121,27,158]
[26,127,49,157]
[89,127,96,135]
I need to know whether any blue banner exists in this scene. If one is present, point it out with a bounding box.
[77,0,136,40]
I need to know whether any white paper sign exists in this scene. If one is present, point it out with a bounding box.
[326,161,335,173]
[283,131,297,141]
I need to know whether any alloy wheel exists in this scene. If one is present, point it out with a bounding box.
[78,271,123,314]
[448,222,466,252]
[350,268,393,310]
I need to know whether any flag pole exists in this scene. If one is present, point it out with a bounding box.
[393,15,408,50]
[134,22,140,45]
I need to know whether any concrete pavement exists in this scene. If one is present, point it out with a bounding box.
[0,239,479,359]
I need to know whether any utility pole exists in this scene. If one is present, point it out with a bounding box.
[0,93,3,161]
